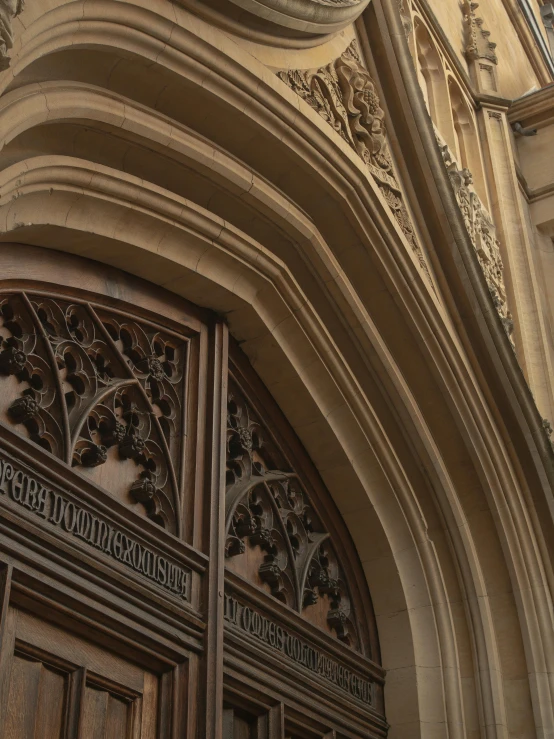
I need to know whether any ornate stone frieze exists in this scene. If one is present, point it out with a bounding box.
[225,382,360,649]
[277,41,430,280]
[435,132,514,346]
[0,0,23,71]
[0,293,187,531]
[464,1,498,64]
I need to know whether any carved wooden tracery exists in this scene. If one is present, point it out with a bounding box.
[225,378,361,651]
[0,291,188,534]
[0,249,385,739]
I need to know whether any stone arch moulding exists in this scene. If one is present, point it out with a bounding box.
[174,0,371,42]
[411,15,455,153]
[1,3,554,735]
[447,75,489,205]
[0,164,525,738]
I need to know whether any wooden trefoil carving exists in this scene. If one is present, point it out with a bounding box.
[225,383,360,649]
[435,131,514,345]
[277,40,430,281]
[0,293,187,533]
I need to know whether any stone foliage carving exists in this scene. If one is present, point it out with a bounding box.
[0,0,23,71]
[464,1,498,64]
[0,293,187,531]
[278,41,430,280]
[397,0,413,36]
[435,133,514,345]
[225,382,359,649]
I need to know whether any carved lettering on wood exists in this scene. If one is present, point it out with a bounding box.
[225,382,360,649]
[0,453,190,598]
[0,293,187,532]
[224,593,374,705]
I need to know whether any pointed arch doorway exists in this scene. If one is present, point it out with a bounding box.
[0,245,386,739]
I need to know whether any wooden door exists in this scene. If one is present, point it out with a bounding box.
[0,247,210,739]
[0,246,387,739]
[0,605,157,739]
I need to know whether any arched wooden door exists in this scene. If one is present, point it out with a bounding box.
[0,245,386,739]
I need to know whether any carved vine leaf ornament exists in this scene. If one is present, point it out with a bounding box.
[434,130,515,347]
[0,293,186,532]
[464,1,498,64]
[396,0,413,36]
[225,383,360,649]
[0,0,23,70]
[277,41,431,282]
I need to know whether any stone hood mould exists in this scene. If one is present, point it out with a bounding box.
[215,0,371,35]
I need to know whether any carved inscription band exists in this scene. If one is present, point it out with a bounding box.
[224,594,374,706]
[0,454,190,600]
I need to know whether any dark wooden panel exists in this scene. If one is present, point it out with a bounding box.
[0,606,159,739]
[4,654,67,739]
[0,252,386,739]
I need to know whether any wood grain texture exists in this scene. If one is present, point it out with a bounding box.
[0,253,385,739]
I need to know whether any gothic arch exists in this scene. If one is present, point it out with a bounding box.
[0,2,552,738]
[447,76,489,206]
[412,16,454,149]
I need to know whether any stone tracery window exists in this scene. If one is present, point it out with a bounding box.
[448,78,489,205]
[413,17,453,149]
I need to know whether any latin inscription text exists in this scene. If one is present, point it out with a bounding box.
[0,456,190,600]
[224,594,373,705]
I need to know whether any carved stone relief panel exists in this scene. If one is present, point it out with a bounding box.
[225,379,361,650]
[277,41,431,282]
[435,130,515,346]
[0,292,189,533]
[0,0,23,70]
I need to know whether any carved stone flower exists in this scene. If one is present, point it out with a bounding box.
[327,607,349,640]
